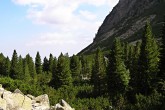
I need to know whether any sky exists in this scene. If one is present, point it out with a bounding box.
[0,0,119,59]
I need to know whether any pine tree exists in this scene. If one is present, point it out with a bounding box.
[159,18,165,81]
[26,54,37,84]
[17,55,24,79]
[43,57,49,72]
[49,53,54,73]
[35,52,42,74]
[91,48,106,96]
[50,57,57,87]
[0,53,6,76]
[107,38,130,99]
[129,42,141,91]
[10,50,19,79]
[80,56,92,79]
[4,56,11,76]
[70,55,81,82]
[23,59,31,82]
[138,22,159,95]
[55,53,72,88]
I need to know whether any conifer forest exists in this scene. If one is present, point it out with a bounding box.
[0,22,165,110]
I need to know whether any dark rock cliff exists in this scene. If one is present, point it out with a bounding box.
[79,0,165,55]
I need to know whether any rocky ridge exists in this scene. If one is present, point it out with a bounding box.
[79,0,165,54]
[0,84,74,110]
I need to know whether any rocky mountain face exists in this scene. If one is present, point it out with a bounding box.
[79,0,165,54]
[0,84,74,110]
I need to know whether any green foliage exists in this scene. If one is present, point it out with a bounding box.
[48,53,54,73]
[35,52,42,74]
[0,53,6,76]
[126,91,165,110]
[107,38,130,100]
[54,53,72,88]
[23,60,31,83]
[138,22,159,95]
[159,17,165,81]
[0,22,165,109]
[43,57,49,72]
[4,57,11,76]
[26,54,37,84]
[70,55,81,84]
[91,48,106,96]
[10,50,19,79]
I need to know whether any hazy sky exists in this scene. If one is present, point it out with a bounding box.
[0,0,119,59]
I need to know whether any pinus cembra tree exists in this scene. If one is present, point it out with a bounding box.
[17,55,24,79]
[43,57,49,72]
[4,56,11,76]
[55,53,72,88]
[138,21,159,95]
[107,38,130,100]
[23,59,31,82]
[91,48,106,96]
[159,18,165,81]
[70,55,81,83]
[35,52,42,74]
[49,53,54,73]
[26,54,37,84]
[10,50,19,79]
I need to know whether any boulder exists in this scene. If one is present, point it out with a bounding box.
[14,89,24,95]
[32,94,50,110]
[3,90,32,110]
[27,94,35,100]
[55,99,74,110]
[0,97,6,110]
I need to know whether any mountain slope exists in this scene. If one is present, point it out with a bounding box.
[79,0,165,55]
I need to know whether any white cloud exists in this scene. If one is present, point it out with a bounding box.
[12,0,119,56]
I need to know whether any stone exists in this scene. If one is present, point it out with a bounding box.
[0,97,6,110]
[3,91,32,110]
[32,94,50,110]
[55,99,74,110]
[27,94,35,100]
[14,89,24,95]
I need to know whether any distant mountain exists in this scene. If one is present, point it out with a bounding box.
[79,0,165,55]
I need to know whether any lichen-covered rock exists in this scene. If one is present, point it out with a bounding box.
[3,91,32,110]
[55,99,74,110]
[0,97,6,110]
[0,84,74,110]
[32,94,50,110]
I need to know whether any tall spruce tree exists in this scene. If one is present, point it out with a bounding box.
[107,38,130,99]
[23,60,31,82]
[35,52,42,74]
[138,22,159,95]
[159,18,165,81]
[129,42,141,91]
[17,55,24,79]
[70,55,81,82]
[91,48,106,96]
[80,56,92,79]
[49,53,54,73]
[26,54,37,84]
[10,50,19,79]
[50,57,57,87]
[0,53,6,76]
[4,56,11,76]
[55,53,72,88]
[43,57,49,72]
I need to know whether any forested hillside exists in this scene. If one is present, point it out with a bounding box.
[0,21,165,109]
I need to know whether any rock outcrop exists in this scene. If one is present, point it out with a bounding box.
[0,84,74,110]
[79,0,165,54]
